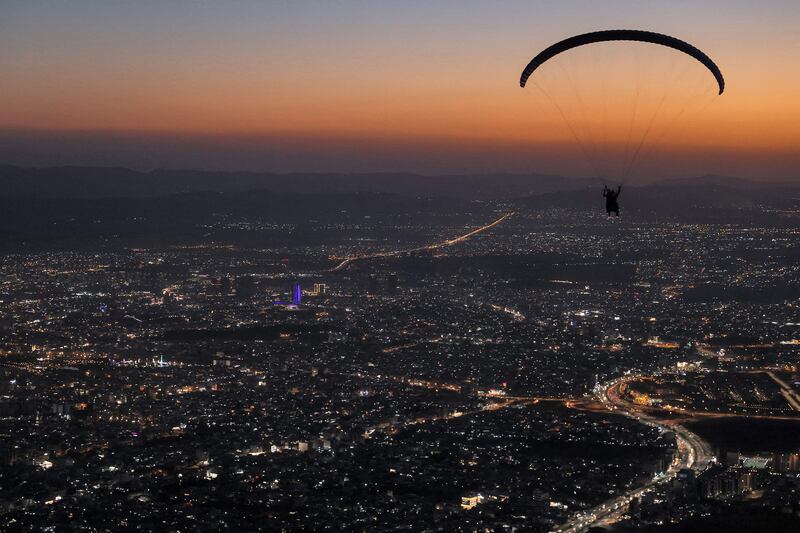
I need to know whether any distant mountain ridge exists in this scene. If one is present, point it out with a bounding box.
[0,165,600,200]
[0,165,796,202]
[658,174,798,189]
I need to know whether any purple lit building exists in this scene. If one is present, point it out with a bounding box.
[293,283,302,305]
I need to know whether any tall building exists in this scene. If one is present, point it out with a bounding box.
[293,283,302,305]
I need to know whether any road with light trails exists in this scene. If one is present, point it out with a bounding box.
[328,211,514,272]
[764,371,800,412]
[362,398,533,439]
[552,376,714,533]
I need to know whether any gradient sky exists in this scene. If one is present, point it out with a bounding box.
[1,0,798,178]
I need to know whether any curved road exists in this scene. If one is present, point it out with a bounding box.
[553,376,714,533]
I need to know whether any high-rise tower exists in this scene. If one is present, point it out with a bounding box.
[293,283,302,305]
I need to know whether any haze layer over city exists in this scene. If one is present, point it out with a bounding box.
[1,1,800,532]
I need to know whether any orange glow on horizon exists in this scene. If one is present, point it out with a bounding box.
[4,58,798,154]
[1,1,798,175]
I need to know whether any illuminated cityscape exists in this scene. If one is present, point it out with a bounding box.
[1,174,800,531]
[2,1,799,531]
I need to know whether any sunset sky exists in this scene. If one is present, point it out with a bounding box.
[1,0,798,178]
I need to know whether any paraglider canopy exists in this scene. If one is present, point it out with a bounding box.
[518,29,725,184]
[520,29,724,94]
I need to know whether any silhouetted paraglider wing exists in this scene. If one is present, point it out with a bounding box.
[519,29,725,95]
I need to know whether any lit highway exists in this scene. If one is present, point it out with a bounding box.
[765,371,800,412]
[363,398,522,439]
[553,375,714,533]
[329,211,514,271]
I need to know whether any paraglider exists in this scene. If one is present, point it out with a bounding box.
[519,30,725,216]
[603,185,621,217]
